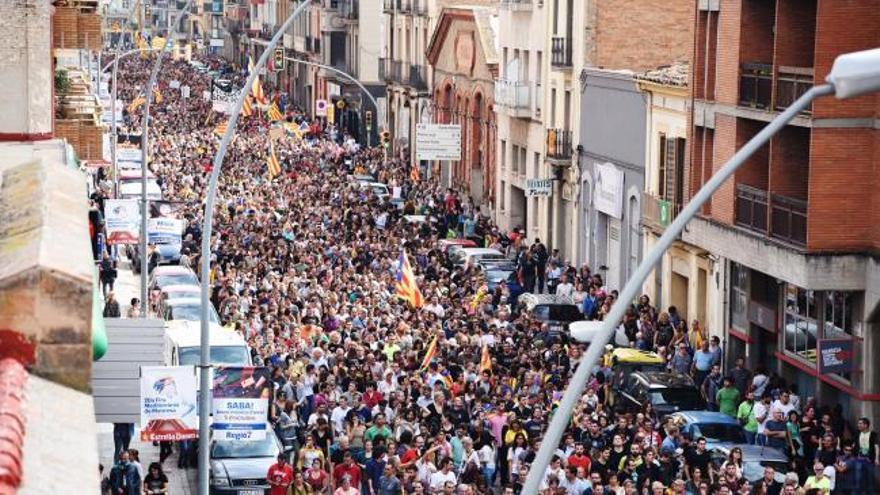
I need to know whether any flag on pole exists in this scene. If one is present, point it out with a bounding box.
[213,120,227,137]
[394,250,424,308]
[420,334,439,370]
[480,344,492,373]
[267,102,283,121]
[266,141,281,178]
[127,95,146,113]
[248,56,268,105]
[410,166,420,183]
[241,95,253,118]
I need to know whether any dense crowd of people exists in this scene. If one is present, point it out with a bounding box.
[99,50,879,495]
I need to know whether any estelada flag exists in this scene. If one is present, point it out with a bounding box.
[394,249,423,308]
[480,344,492,373]
[267,102,283,121]
[420,334,439,370]
[127,95,146,113]
[410,166,420,183]
[266,141,281,179]
[242,95,253,118]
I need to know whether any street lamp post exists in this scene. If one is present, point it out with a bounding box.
[521,48,880,495]
[139,1,193,317]
[197,2,314,493]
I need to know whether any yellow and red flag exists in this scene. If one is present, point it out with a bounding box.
[394,249,424,308]
[480,344,492,373]
[248,56,268,105]
[127,95,146,113]
[242,95,253,118]
[152,88,163,104]
[420,334,439,370]
[266,141,281,178]
[213,120,227,137]
[267,102,283,121]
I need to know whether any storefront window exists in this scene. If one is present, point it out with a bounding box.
[730,262,749,331]
[824,291,854,339]
[784,285,817,362]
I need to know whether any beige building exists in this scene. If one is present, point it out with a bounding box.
[637,64,720,332]
[494,0,547,235]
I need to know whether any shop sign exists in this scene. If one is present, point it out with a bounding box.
[526,178,552,197]
[818,339,854,374]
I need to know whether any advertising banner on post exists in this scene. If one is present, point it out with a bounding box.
[139,366,198,441]
[105,199,140,244]
[212,367,271,441]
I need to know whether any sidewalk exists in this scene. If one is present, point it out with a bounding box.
[98,259,197,494]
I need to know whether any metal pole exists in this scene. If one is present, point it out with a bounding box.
[198,3,313,493]
[139,1,193,317]
[520,84,834,494]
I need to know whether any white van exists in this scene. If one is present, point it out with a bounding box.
[164,321,252,367]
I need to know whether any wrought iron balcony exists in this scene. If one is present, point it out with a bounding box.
[410,64,428,90]
[735,183,768,233]
[551,37,572,68]
[739,62,772,109]
[776,66,813,113]
[341,0,358,20]
[398,0,411,13]
[770,194,807,246]
[546,128,573,163]
[383,0,394,13]
[412,0,427,14]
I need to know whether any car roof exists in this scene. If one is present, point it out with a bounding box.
[635,371,696,388]
[165,321,244,347]
[438,239,477,246]
[459,248,504,255]
[165,297,206,306]
[152,266,196,277]
[672,411,740,424]
[609,348,665,365]
[714,444,788,462]
[161,284,201,293]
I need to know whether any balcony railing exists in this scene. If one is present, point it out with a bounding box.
[383,0,394,13]
[770,194,807,246]
[546,128,573,162]
[642,192,680,234]
[551,37,572,68]
[379,57,390,82]
[735,183,768,233]
[494,79,531,118]
[776,66,814,113]
[341,0,358,19]
[391,59,406,84]
[397,0,411,13]
[413,0,427,14]
[305,35,320,53]
[739,62,772,109]
[410,64,428,90]
[500,0,533,10]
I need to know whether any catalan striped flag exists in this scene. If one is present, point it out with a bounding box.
[241,95,253,118]
[266,141,281,179]
[213,120,227,137]
[410,166,420,183]
[152,88,163,104]
[394,249,424,308]
[267,102,283,121]
[480,344,492,373]
[127,95,146,113]
[420,334,439,370]
[248,56,268,105]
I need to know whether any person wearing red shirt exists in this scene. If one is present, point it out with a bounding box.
[332,451,362,489]
[267,453,294,495]
[362,382,383,409]
[567,443,592,472]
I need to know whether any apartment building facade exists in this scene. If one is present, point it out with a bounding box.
[686,0,880,419]
[494,0,547,236]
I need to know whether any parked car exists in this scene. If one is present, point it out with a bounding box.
[210,427,282,494]
[517,294,584,346]
[482,262,519,291]
[613,371,706,417]
[437,238,477,255]
[667,411,747,448]
[148,266,199,291]
[604,348,668,392]
[569,320,631,347]
[161,297,221,325]
[451,247,506,269]
[711,444,789,484]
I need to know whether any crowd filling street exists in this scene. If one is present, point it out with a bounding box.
[96,53,880,495]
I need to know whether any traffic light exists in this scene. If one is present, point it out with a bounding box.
[380,130,391,148]
[144,2,151,18]
[274,48,284,71]
[365,111,373,131]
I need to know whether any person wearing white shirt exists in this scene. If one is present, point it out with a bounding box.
[330,397,352,435]
[771,390,796,418]
[429,457,457,490]
[753,394,772,445]
[555,274,575,302]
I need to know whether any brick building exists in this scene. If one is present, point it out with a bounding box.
[427,6,498,210]
[685,0,880,420]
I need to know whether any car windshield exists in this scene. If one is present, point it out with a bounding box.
[157,273,198,287]
[650,388,704,409]
[179,346,250,366]
[548,305,584,322]
[743,461,789,483]
[211,434,278,459]
[486,269,514,282]
[168,304,220,324]
[693,423,746,443]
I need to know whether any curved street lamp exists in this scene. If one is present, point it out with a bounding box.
[197,2,314,493]
[521,47,880,495]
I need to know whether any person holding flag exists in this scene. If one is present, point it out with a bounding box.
[266,141,282,179]
[248,56,268,105]
[394,249,423,308]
